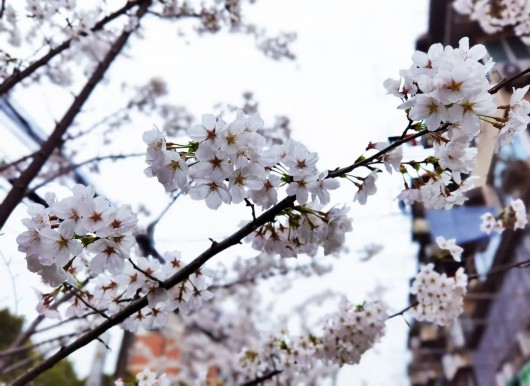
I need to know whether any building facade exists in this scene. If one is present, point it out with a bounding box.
[407,1,530,385]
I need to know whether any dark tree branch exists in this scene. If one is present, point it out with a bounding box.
[387,302,417,320]
[128,258,164,286]
[239,370,282,386]
[0,2,152,231]
[0,0,5,20]
[136,192,181,262]
[488,66,530,95]
[244,198,257,222]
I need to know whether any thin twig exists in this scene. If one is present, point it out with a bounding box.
[128,258,164,286]
[64,108,130,141]
[328,125,448,178]
[240,370,282,386]
[64,283,110,320]
[0,278,89,372]
[0,151,37,173]
[386,302,417,320]
[0,330,81,358]
[468,257,530,281]
[28,152,144,193]
[244,198,257,222]
[1,355,39,375]
[33,313,96,334]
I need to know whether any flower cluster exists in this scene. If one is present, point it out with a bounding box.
[245,204,353,257]
[387,38,529,209]
[496,86,530,150]
[16,184,137,286]
[481,198,528,234]
[410,264,468,326]
[315,299,387,366]
[144,111,340,210]
[89,252,213,332]
[453,0,530,45]
[16,185,214,328]
[238,299,387,381]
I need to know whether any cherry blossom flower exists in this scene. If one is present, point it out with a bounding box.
[353,171,378,205]
[435,236,463,262]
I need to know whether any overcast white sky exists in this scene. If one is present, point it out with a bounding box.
[1,0,430,384]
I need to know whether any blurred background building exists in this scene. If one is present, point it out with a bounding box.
[407,1,530,386]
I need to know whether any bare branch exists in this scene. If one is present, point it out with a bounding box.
[0,151,37,173]
[0,330,83,359]
[34,313,97,334]
[27,152,144,193]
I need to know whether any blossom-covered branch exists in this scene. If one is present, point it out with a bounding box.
[0,1,152,231]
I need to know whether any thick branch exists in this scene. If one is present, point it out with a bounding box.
[0,0,147,96]
[0,2,151,231]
